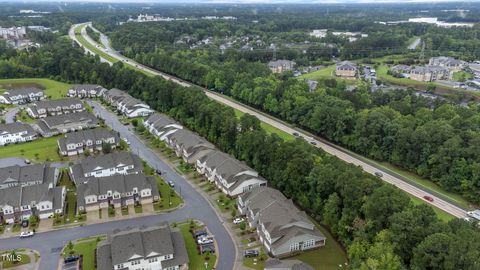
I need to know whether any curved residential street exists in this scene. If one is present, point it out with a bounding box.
[0,101,237,270]
[69,23,468,219]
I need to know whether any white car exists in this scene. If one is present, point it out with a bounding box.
[122,138,131,145]
[233,217,244,224]
[19,231,34,238]
[197,236,214,245]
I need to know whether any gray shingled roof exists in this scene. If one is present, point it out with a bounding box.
[268,60,296,68]
[0,87,43,101]
[79,151,143,175]
[0,122,36,137]
[0,164,56,187]
[0,186,22,207]
[60,128,119,147]
[336,61,357,70]
[96,223,188,268]
[77,173,154,198]
[38,111,98,129]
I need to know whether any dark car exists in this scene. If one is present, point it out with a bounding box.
[200,243,215,254]
[194,229,208,238]
[292,132,300,136]
[21,219,29,228]
[423,195,434,202]
[64,255,80,264]
[374,172,383,178]
[310,141,317,145]
[244,249,259,258]
[156,169,162,175]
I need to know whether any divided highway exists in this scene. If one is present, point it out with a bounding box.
[70,23,468,219]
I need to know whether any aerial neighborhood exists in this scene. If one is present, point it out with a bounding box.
[4,3,480,270]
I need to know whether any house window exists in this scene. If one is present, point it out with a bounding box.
[290,242,300,252]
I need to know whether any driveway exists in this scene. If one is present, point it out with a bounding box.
[0,101,236,270]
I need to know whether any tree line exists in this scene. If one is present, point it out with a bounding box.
[1,36,479,269]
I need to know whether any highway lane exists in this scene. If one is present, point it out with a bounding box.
[70,23,468,218]
[0,100,236,270]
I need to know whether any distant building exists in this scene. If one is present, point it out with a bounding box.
[410,66,450,82]
[309,29,328,38]
[34,111,99,137]
[69,151,144,185]
[68,84,107,98]
[0,122,37,146]
[26,98,85,118]
[0,87,44,105]
[96,222,188,270]
[57,128,120,156]
[335,61,358,78]
[429,57,466,72]
[390,64,412,76]
[264,258,314,270]
[268,60,296,74]
[0,26,26,40]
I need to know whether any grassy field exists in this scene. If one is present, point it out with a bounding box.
[289,221,348,270]
[0,251,31,269]
[452,71,474,82]
[407,194,454,222]
[0,78,71,100]
[155,175,184,210]
[16,109,35,123]
[299,65,357,85]
[376,65,431,88]
[0,136,62,162]
[63,237,105,270]
[233,108,294,141]
[177,222,216,270]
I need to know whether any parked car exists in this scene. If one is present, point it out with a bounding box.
[64,255,80,264]
[244,249,259,258]
[194,229,208,238]
[21,219,29,228]
[233,217,244,224]
[122,138,131,145]
[197,235,214,245]
[168,181,175,187]
[374,172,383,178]
[19,231,34,238]
[24,159,31,164]
[156,169,162,175]
[200,243,215,254]
[423,195,434,202]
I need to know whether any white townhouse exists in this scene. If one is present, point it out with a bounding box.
[143,113,183,140]
[68,84,107,98]
[96,222,189,270]
[117,96,154,118]
[69,151,144,185]
[76,173,159,213]
[0,122,37,146]
[196,150,267,197]
[57,128,120,156]
[26,98,85,118]
[0,87,44,105]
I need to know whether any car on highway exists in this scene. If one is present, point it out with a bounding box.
[423,195,434,202]
[19,231,34,238]
[374,172,383,178]
[310,141,317,145]
[244,249,259,258]
[233,217,244,224]
[292,132,299,136]
[168,181,175,187]
[64,255,80,264]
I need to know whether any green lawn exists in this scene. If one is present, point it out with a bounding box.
[0,136,63,162]
[17,109,35,123]
[0,78,71,100]
[376,65,431,89]
[299,65,357,85]
[177,222,216,270]
[288,221,348,270]
[233,108,294,141]
[63,237,105,270]
[243,248,269,270]
[0,251,31,269]
[56,171,78,224]
[452,71,474,82]
[155,176,184,210]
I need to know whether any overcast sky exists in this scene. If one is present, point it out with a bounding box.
[16,0,480,3]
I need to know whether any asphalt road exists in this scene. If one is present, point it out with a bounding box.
[3,107,19,124]
[0,101,236,270]
[71,23,469,218]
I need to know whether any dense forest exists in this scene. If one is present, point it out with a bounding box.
[93,18,480,205]
[1,33,480,269]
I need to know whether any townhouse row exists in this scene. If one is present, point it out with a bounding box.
[0,163,65,224]
[144,113,267,197]
[102,88,154,118]
[237,186,326,258]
